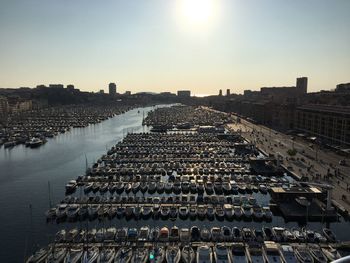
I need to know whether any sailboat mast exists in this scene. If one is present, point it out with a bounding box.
[85,154,88,173]
[48,181,52,208]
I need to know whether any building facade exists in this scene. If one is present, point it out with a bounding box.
[335,83,350,92]
[296,77,308,94]
[177,90,191,97]
[0,96,9,117]
[295,104,350,146]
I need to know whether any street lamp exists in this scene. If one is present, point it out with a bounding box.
[291,137,295,150]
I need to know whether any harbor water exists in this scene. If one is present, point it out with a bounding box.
[0,106,156,262]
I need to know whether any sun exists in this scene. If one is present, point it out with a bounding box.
[177,0,217,27]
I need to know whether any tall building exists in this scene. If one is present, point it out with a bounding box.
[335,83,350,92]
[109,83,117,95]
[296,77,308,94]
[0,96,9,118]
[177,90,191,97]
[67,84,75,91]
[226,89,230,96]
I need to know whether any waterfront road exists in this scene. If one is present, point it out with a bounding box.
[228,119,350,214]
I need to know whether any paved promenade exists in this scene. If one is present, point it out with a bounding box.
[228,119,350,216]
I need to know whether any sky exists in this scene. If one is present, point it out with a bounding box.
[0,0,349,95]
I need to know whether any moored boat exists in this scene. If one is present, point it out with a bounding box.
[26,248,49,263]
[200,227,211,242]
[98,248,116,263]
[321,246,341,262]
[196,245,212,263]
[309,246,327,263]
[246,244,264,263]
[262,241,283,263]
[149,247,165,263]
[181,246,195,263]
[131,248,148,263]
[64,247,83,263]
[82,246,99,263]
[166,246,181,263]
[294,246,314,263]
[280,245,298,263]
[214,244,232,263]
[322,228,337,242]
[114,248,132,263]
[231,243,247,263]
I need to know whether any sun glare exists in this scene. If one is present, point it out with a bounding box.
[177,0,218,29]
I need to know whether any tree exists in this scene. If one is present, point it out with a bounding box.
[287,148,297,156]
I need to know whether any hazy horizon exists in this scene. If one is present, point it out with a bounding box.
[1,0,349,94]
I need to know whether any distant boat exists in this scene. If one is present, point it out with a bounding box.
[29,137,43,148]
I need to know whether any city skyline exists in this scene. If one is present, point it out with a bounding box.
[1,0,350,94]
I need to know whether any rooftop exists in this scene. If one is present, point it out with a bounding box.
[297,104,350,115]
[271,186,322,194]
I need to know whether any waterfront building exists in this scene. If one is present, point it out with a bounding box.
[295,104,350,146]
[0,96,9,118]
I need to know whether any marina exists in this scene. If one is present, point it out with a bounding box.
[2,0,349,261]
[26,242,344,263]
[0,104,133,149]
[3,105,350,262]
